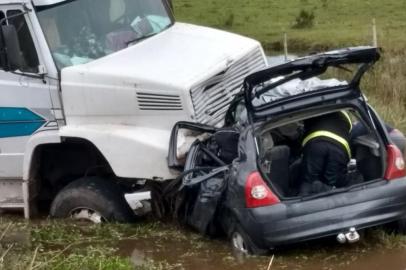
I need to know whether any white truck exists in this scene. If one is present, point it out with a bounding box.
[0,0,267,222]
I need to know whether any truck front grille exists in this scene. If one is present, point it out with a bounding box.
[190,47,266,126]
[137,92,183,111]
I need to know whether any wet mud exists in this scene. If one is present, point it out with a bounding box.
[2,216,406,269]
[116,232,406,270]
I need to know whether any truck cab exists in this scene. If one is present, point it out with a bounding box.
[0,0,267,221]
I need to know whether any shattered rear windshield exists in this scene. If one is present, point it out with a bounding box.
[253,76,348,106]
[248,47,380,107]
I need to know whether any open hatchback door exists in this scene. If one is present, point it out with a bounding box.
[242,46,380,123]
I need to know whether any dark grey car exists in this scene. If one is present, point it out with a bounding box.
[165,47,406,254]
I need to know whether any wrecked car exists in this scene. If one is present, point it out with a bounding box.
[164,47,406,254]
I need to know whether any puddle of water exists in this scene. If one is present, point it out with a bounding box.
[339,249,406,270]
[118,237,267,270]
[116,234,406,270]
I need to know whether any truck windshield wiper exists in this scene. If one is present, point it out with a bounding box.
[126,24,172,47]
[126,32,158,46]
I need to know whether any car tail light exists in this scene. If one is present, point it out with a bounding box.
[245,171,280,208]
[384,144,406,180]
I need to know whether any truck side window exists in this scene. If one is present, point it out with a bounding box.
[6,10,39,73]
[0,11,5,68]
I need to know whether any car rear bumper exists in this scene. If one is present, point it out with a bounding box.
[233,178,406,249]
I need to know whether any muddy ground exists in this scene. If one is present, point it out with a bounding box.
[1,215,406,270]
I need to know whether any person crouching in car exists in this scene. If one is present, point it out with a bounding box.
[299,111,352,195]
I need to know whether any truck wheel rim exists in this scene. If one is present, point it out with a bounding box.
[232,232,248,254]
[70,208,106,224]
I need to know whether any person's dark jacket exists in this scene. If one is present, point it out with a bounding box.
[303,112,351,150]
[300,112,352,194]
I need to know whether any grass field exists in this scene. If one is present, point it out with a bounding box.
[174,0,406,131]
[174,0,406,51]
[0,218,191,270]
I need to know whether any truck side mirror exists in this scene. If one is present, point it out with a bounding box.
[0,24,24,71]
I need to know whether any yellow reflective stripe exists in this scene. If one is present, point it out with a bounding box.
[302,130,352,158]
[340,110,353,131]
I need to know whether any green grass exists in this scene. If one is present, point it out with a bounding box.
[174,0,406,132]
[174,0,406,51]
[0,219,189,270]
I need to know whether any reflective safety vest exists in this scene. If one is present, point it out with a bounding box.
[340,111,353,132]
[302,130,351,158]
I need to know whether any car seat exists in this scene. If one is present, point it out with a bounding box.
[263,145,291,197]
[289,158,302,196]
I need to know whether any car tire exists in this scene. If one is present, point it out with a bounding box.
[230,224,268,255]
[50,176,135,223]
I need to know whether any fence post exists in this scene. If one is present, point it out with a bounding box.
[284,32,288,61]
[372,18,378,47]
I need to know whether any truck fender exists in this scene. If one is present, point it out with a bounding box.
[23,130,61,181]
[59,125,177,179]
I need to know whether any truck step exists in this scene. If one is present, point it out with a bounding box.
[0,179,24,209]
[0,201,24,209]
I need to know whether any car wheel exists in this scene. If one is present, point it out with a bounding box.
[230,224,268,255]
[50,176,135,223]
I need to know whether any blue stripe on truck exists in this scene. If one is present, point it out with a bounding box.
[0,108,46,138]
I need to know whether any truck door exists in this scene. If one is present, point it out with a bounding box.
[0,8,55,183]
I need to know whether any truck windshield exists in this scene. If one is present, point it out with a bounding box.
[36,0,173,69]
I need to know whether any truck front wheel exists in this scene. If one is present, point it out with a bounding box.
[50,177,135,223]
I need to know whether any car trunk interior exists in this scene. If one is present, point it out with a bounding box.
[257,108,386,199]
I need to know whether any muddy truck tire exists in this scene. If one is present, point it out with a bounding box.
[50,177,135,223]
